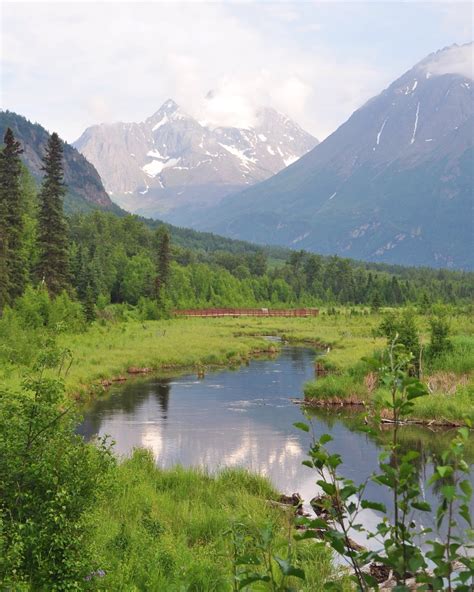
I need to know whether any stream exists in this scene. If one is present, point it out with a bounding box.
[78,345,474,540]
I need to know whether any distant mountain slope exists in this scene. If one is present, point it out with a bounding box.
[189,43,474,270]
[0,110,116,213]
[73,99,318,220]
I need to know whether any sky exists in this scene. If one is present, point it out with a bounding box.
[1,1,473,143]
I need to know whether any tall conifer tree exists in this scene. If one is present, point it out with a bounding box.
[36,133,69,295]
[0,128,25,306]
[154,226,171,300]
[0,233,9,312]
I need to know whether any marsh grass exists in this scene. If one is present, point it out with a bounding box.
[303,375,368,405]
[426,335,474,375]
[302,312,473,424]
[90,449,343,591]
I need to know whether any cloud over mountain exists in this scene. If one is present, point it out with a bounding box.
[422,43,473,79]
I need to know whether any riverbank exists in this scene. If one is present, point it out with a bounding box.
[1,317,281,397]
[302,312,474,426]
[59,312,386,401]
[3,310,472,423]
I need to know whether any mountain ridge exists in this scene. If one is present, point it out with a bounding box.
[73,100,318,219]
[186,43,474,270]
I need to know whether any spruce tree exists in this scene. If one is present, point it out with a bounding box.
[0,232,9,312]
[36,133,69,295]
[83,285,96,322]
[0,128,26,304]
[154,226,171,300]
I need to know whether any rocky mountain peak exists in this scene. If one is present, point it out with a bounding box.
[146,99,193,131]
[73,100,318,219]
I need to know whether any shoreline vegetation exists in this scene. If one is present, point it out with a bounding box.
[301,309,473,426]
[2,308,472,425]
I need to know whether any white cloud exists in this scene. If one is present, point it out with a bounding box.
[4,2,470,144]
[422,43,473,80]
[1,2,390,142]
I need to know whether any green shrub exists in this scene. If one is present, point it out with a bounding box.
[0,368,113,589]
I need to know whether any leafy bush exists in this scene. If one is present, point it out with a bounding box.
[0,287,86,370]
[377,309,421,374]
[0,355,113,589]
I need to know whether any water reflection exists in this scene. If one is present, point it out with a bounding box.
[78,347,474,522]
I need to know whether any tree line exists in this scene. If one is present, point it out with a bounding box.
[1,128,473,318]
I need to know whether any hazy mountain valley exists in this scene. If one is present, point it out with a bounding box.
[1,3,473,589]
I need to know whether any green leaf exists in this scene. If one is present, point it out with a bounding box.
[317,481,336,496]
[460,480,472,498]
[361,573,379,587]
[406,381,428,400]
[305,518,328,529]
[294,529,324,541]
[436,465,453,478]
[320,433,333,444]
[340,485,357,500]
[459,503,472,526]
[361,500,387,513]
[239,574,270,588]
[411,501,431,512]
[440,485,456,501]
[293,421,309,432]
[402,450,420,462]
[274,556,305,579]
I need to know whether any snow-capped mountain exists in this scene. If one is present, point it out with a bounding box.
[188,43,474,269]
[73,100,318,219]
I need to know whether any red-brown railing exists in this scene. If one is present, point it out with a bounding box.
[174,308,319,318]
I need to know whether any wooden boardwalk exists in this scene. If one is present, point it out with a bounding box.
[174,308,319,318]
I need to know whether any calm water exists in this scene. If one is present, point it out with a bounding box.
[79,346,473,535]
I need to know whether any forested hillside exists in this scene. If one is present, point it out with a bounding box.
[1,127,473,321]
[69,211,474,311]
[0,111,118,213]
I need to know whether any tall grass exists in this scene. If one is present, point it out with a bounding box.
[90,449,344,591]
[304,375,367,404]
[426,335,474,375]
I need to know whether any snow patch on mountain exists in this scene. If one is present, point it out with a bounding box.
[376,118,388,146]
[74,99,318,218]
[143,157,180,178]
[410,102,420,144]
[152,114,169,131]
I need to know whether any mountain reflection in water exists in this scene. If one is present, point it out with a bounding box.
[78,347,474,519]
